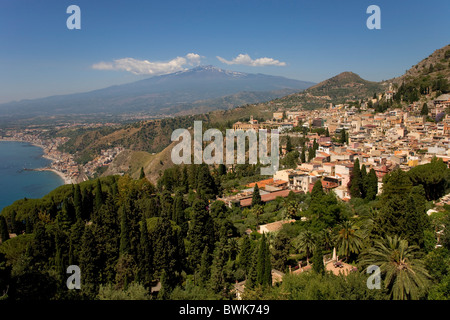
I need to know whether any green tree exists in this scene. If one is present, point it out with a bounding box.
[360,235,430,300]
[334,220,363,261]
[139,167,146,180]
[285,135,293,152]
[209,237,228,295]
[238,235,253,275]
[271,232,290,272]
[300,147,306,163]
[198,246,211,287]
[420,103,429,116]
[375,169,429,247]
[294,230,317,264]
[137,220,153,287]
[251,184,263,207]
[312,243,325,275]
[0,216,9,243]
[256,233,272,287]
[94,179,104,212]
[119,206,131,255]
[196,164,217,201]
[365,169,378,201]
[73,184,82,220]
[340,129,348,144]
[349,158,362,199]
[186,199,216,270]
[408,157,449,201]
[79,225,100,298]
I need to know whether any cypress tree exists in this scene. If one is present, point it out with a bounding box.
[139,167,146,180]
[186,199,216,270]
[73,184,82,220]
[181,166,189,193]
[256,234,272,286]
[312,243,325,275]
[366,168,378,201]
[360,164,367,199]
[421,103,429,116]
[246,246,258,289]
[196,164,217,200]
[218,164,227,176]
[81,187,93,221]
[313,138,318,151]
[286,135,293,152]
[238,235,253,274]
[138,220,152,287]
[172,193,187,235]
[300,147,306,163]
[350,158,362,198]
[0,215,9,243]
[79,225,99,298]
[311,179,324,199]
[209,239,227,294]
[308,146,315,161]
[119,206,131,255]
[198,246,211,287]
[94,179,104,212]
[251,184,263,207]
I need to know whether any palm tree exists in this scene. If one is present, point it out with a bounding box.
[360,235,430,300]
[293,230,317,265]
[334,220,363,261]
[319,228,333,251]
[285,201,299,219]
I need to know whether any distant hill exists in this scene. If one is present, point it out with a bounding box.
[0,65,314,119]
[269,71,386,110]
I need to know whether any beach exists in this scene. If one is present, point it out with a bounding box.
[0,138,74,185]
[34,168,73,185]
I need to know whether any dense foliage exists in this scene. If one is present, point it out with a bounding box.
[0,159,449,301]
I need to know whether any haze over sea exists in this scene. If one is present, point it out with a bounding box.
[0,141,64,211]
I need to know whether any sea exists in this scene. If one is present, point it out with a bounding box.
[0,141,64,212]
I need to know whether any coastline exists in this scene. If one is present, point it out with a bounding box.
[33,168,73,185]
[0,139,73,185]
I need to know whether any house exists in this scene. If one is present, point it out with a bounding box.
[258,219,296,234]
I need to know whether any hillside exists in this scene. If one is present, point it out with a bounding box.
[268,71,386,110]
[391,44,450,85]
[388,44,450,104]
[58,102,277,165]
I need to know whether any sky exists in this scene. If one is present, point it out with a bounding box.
[0,0,449,104]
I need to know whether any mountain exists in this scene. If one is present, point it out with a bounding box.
[267,71,386,110]
[0,65,314,119]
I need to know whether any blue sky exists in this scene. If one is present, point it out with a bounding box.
[0,0,449,103]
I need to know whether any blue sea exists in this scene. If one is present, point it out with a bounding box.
[0,141,64,212]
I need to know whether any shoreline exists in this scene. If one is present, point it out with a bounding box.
[0,139,73,185]
[33,168,73,185]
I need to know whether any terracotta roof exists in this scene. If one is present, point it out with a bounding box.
[246,178,274,188]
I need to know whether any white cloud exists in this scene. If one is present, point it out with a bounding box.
[92,53,203,75]
[216,53,286,67]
